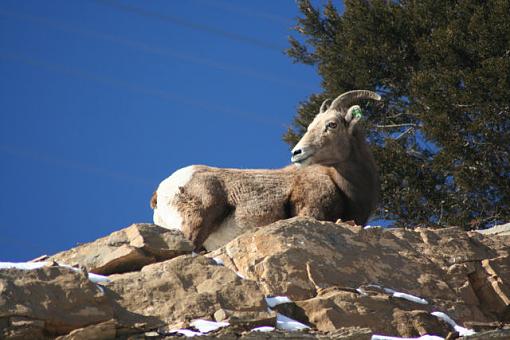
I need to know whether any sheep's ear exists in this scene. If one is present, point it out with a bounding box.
[319,98,331,114]
[344,105,363,133]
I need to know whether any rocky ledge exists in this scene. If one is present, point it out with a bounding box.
[1,218,509,339]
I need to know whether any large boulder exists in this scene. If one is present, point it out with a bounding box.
[0,265,114,337]
[272,288,451,337]
[209,217,510,336]
[0,256,273,338]
[2,217,509,338]
[49,223,193,275]
[105,255,272,329]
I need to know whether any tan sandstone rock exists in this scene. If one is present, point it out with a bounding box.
[273,289,450,337]
[49,223,193,275]
[191,326,373,339]
[105,254,272,328]
[56,319,117,340]
[0,266,114,337]
[209,217,510,335]
[2,217,509,338]
[214,308,277,330]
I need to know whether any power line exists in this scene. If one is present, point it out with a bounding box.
[189,0,294,25]
[0,232,51,257]
[0,50,285,127]
[93,0,283,52]
[0,9,314,92]
[0,144,154,186]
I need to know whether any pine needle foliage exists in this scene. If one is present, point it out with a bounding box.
[285,0,510,228]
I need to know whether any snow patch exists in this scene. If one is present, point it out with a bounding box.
[251,326,275,332]
[356,287,368,296]
[383,288,428,305]
[389,291,428,305]
[264,295,309,332]
[367,285,428,305]
[0,262,46,270]
[171,329,202,337]
[276,313,310,331]
[190,319,229,333]
[371,335,444,340]
[212,257,224,266]
[265,296,293,308]
[74,270,110,284]
[431,311,475,336]
[0,262,111,284]
[167,319,229,338]
[364,225,382,230]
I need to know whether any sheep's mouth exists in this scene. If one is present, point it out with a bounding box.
[291,153,312,165]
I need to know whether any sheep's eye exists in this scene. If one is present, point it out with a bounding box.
[326,122,337,129]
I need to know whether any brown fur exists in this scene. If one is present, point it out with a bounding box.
[150,191,157,209]
[152,91,380,249]
[156,154,378,249]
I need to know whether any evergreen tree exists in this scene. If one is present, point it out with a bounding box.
[285,0,510,228]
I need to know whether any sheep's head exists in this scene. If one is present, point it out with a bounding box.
[291,90,381,166]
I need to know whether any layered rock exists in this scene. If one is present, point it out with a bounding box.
[49,223,193,275]
[1,218,509,339]
[272,288,451,336]
[209,217,510,336]
[105,255,271,329]
[0,265,115,337]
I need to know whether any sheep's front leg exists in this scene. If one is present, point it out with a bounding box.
[288,176,345,222]
[177,183,229,250]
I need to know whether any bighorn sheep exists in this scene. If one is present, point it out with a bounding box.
[151,90,381,250]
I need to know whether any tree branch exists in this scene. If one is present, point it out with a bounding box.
[375,123,418,129]
[395,127,414,140]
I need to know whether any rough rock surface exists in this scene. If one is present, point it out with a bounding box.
[49,223,193,275]
[210,217,510,336]
[477,223,510,237]
[105,255,270,328]
[199,327,373,339]
[0,265,114,337]
[272,288,451,336]
[1,218,509,339]
[56,319,117,340]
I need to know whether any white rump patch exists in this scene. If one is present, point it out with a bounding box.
[153,165,195,230]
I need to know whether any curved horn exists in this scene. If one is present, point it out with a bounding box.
[319,98,331,114]
[330,90,381,111]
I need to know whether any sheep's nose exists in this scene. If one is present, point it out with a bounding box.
[292,149,302,156]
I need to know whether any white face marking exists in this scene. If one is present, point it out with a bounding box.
[153,165,195,230]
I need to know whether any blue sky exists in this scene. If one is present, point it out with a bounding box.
[0,1,344,261]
